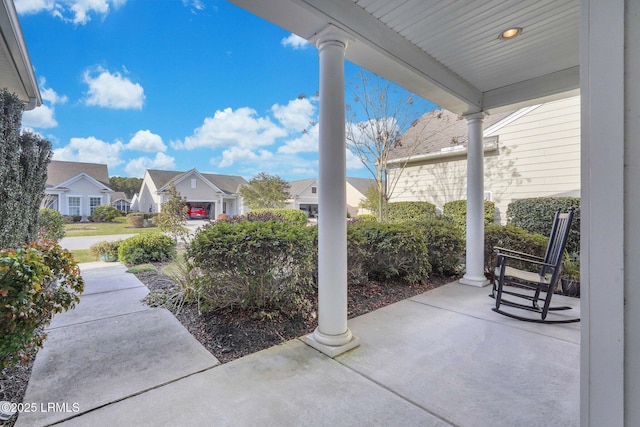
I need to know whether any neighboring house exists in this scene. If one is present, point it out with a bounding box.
[388,96,580,223]
[42,160,114,219]
[111,192,131,213]
[287,178,319,216]
[346,177,376,217]
[286,177,375,217]
[137,168,247,217]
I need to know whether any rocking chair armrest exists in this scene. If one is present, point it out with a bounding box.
[496,252,557,270]
[493,247,545,261]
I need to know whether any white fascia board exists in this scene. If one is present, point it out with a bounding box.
[0,0,41,109]
[388,136,499,166]
[55,173,112,192]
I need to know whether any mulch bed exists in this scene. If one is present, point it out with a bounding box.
[0,265,455,427]
[135,265,455,363]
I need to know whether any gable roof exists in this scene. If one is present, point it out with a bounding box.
[288,178,317,197]
[147,169,247,195]
[346,177,376,195]
[47,160,111,188]
[388,109,515,162]
[111,192,130,202]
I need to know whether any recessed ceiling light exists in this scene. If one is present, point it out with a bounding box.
[499,27,522,40]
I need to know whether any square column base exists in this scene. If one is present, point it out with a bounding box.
[459,277,490,287]
[300,334,360,358]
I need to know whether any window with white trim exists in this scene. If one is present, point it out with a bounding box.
[191,179,197,189]
[68,197,80,216]
[90,197,102,215]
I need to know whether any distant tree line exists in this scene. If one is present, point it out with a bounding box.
[109,176,143,198]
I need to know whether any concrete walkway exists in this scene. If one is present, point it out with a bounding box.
[16,263,580,426]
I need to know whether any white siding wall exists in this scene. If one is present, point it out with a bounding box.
[390,96,580,223]
[138,172,159,213]
[345,183,367,217]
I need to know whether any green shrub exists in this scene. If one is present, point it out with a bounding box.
[89,205,119,222]
[387,201,437,223]
[187,220,315,313]
[348,222,431,284]
[442,199,496,230]
[37,208,66,242]
[63,215,82,224]
[507,197,580,254]
[484,224,549,274]
[355,213,377,222]
[0,240,84,368]
[118,233,176,265]
[249,208,309,226]
[411,218,465,276]
[127,213,145,228]
[89,240,122,261]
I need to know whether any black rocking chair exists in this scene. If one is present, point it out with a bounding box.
[491,208,580,324]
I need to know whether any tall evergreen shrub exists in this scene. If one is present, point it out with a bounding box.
[0,89,52,248]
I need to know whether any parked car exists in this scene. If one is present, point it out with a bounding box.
[188,206,206,219]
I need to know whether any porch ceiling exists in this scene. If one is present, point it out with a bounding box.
[229,0,579,115]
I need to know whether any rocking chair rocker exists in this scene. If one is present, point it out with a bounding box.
[491,208,579,324]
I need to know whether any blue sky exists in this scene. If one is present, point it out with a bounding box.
[16,0,430,181]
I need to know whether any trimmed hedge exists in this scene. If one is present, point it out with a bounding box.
[89,204,119,222]
[118,233,176,265]
[187,220,315,312]
[411,218,465,276]
[387,201,437,223]
[442,199,496,230]
[507,197,580,254]
[348,222,431,284]
[127,213,145,228]
[248,208,309,226]
[484,224,549,274]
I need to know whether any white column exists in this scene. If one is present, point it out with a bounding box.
[581,0,637,425]
[302,27,359,357]
[459,112,489,287]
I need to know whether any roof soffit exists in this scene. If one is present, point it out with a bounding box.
[229,0,579,114]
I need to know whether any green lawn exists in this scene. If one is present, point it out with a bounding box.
[64,217,158,237]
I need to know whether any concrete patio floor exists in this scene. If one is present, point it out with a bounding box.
[16,263,580,426]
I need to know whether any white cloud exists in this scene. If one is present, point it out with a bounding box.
[22,105,58,128]
[15,0,126,24]
[278,123,318,154]
[14,0,54,14]
[41,87,68,105]
[218,147,273,168]
[126,130,166,152]
[53,136,124,167]
[272,97,315,131]
[181,0,204,12]
[124,153,175,177]
[281,33,308,50]
[173,107,286,150]
[83,67,145,109]
[21,78,67,129]
[346,148,365,170]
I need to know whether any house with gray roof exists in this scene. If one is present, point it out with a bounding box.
[286,177,375,217]
[42,160,114,219]
[388,96,580,223]
[136,168,247,218]
[110,192,131,213]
